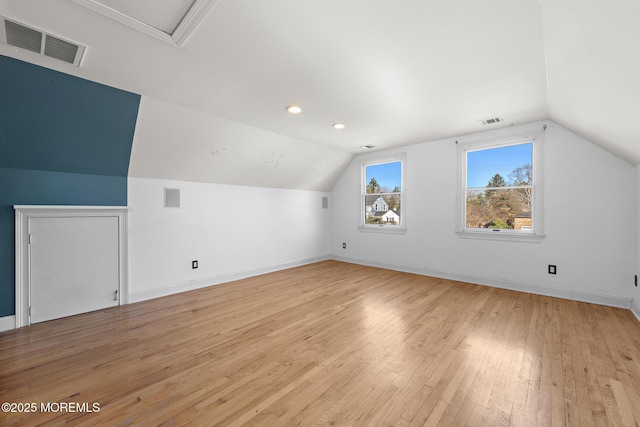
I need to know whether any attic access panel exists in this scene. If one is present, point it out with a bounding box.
[72,0,219,46]
[90,0,196,34]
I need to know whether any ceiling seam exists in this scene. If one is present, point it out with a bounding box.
[539,0,551,114]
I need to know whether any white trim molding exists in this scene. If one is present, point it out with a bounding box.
[632,298,640,323]
[455,230,544,243]
[0,315,16,332]
[14,206,128,328]
[129,255,329,303]
[456,121,546,242]
[359,153,407,234]
[331,255,633,310]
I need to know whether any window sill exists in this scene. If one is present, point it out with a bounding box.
[455,230,544,243]
[359,225,407,235]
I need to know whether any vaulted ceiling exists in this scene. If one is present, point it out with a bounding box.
[1,0,639,184]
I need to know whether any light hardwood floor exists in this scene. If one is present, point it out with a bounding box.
[1,260,640,426]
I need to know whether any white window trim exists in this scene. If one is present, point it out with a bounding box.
[359,154,407,234]
[455,124,545,243]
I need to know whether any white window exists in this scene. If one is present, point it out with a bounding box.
[361,156,405,233]
[457,126,544,242]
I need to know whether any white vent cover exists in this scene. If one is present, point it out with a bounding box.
[480,117,503,125]
[322,196,329,209]
[164,188,181,208]
[0,17,85,66]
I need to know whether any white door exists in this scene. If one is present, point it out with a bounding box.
[29,216,120,324]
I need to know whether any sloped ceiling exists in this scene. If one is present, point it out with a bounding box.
[542,0,640,163]
[0,0,638,191]
[129,97,352,191]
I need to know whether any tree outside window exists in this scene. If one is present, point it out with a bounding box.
[465,142,533,231]
[363,160,402,227]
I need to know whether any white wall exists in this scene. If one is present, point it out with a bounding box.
[330,121,637,307]
[127,177,330,302]
[634,166,640,319]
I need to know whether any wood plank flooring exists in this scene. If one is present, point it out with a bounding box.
[1,260,640,426]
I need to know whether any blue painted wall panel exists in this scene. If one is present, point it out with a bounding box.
[0,55,140,176]
[0,55,139,318]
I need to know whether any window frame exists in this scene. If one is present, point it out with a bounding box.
[359,154,406,234]
[456,126,545,242]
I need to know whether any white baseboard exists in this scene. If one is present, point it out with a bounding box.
[128,255,330,303]
[0,315,16,332]
[331,255,633,309]
[632,298,640,323]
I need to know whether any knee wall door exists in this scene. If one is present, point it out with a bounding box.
[29,216,120,324]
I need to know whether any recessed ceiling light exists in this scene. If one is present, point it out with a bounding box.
[332,123,346,129]
[286,105,302,114]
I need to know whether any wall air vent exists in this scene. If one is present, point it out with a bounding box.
[481,117,503,125]
[0,17,86,66]
[164,188,181,208]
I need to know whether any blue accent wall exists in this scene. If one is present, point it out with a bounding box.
[0,55,140,318]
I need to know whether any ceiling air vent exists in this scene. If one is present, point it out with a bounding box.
[0,17,85,66]
[481,117,503,125]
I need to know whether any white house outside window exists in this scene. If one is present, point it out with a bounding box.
[361,157,405,233]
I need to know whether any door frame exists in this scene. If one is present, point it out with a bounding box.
[14,206,128,328]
